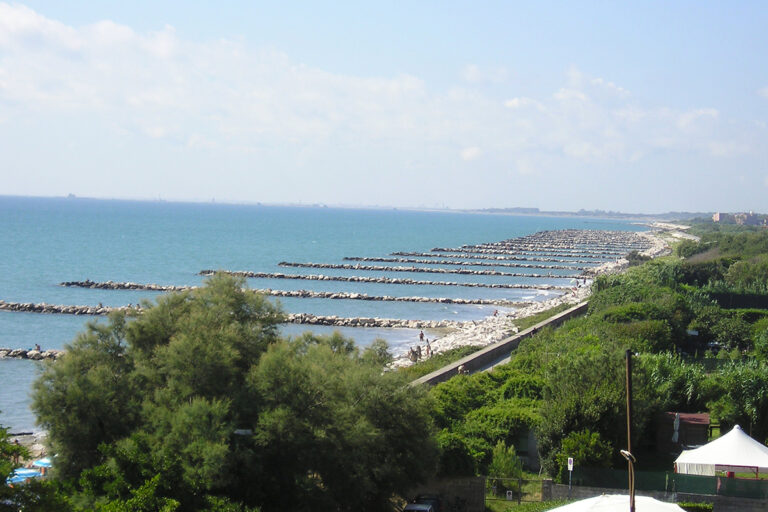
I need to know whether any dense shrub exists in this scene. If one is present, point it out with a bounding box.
[554,430,613,483]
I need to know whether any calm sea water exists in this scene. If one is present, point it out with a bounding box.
[0,196,641,432]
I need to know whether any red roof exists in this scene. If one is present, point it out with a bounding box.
[663,412,710,425]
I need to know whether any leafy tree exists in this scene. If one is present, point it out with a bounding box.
[703,361,768,442]
[637,354,706,412]
[361,338,393,366]
[486,441,523,496]
[32,313,139,479]
[536,348,625,478]
[0,421,69,511]
[435,431,476,477]
[430,373,499,429]
[554,430,613,483]
[33,275,437,511]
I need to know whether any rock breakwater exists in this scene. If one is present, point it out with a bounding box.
[429,247,614,259]
[199,270,571,290]
[0,297,465,334]
[342,256,586,270]
[390,252,600,264]
[59,280,524,306]
[0,299,134,316]
[0,347,63,360]
[277,261,583,279]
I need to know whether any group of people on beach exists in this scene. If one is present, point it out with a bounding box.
[408,330,433,362]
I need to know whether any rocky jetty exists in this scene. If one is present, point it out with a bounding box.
[277,261,584,279]
[59,281,525,306]
[0,299,134,316]
[429,247,614,259]
[284,313,464,329]
[390,252,600,264]
[342,256,587,271]
[0,347,63,360]
[390,230,668,369]
[59,280,188,292]
[199,270,571,290]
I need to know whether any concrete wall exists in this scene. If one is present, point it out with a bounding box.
[411,301,589,387]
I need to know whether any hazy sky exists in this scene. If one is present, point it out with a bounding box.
[1,1,767,212]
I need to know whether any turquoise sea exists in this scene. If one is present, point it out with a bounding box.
[0,196,642,432]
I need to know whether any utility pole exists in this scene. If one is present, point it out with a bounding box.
[625,349,636,512]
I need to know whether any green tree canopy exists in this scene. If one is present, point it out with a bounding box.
[33,274,437,511]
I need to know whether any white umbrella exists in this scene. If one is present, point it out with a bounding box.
[546,494,685,511]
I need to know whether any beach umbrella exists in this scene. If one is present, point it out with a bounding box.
[11,468,42,478]
[32,457,52,468]
[546,494,685,511]
[5,468,43,485]
[7,474,29,485]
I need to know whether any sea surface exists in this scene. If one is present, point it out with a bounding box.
[0,196,642,432]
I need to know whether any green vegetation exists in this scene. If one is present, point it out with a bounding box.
[396,345,481,380]
[485,499,569,512]
[31,274,437,511]
[676,503,714,512]
[1,422,68,511]
[429,228,768,484]
[512,303,573,332]
[21,227,768,509]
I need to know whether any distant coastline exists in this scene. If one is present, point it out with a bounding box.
[0,193,717,222]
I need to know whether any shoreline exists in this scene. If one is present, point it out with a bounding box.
[389,230,670,368]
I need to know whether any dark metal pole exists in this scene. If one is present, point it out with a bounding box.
[626,349,635,512]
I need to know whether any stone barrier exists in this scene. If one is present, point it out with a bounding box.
[58,281,527,306]
[200,270,571,291]
[277,261,584,279]
[391,252,601,264]
[0,299,467,330]
[343,256,587,270]
[0,347,63,360]
[430,247,614,259]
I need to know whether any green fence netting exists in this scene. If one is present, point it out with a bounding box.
[571,467,768,499]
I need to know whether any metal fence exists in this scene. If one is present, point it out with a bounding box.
[573,467,768,500]
[485,477,542,504]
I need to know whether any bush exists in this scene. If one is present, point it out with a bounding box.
[677,502,714,512]
[554,430,612,483]
[486,441,523,497]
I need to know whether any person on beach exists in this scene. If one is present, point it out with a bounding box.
[34,343,41,352]
[12,440,20,464]
[419,330,424,343]
[416,345,422,359]
[425,338,431,358]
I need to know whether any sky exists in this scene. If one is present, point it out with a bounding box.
[1,1,767,213]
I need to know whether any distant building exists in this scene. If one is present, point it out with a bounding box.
[655,412,710,454]
[734,212,760,226]
[712,212,734,223]
[713,211,767,227]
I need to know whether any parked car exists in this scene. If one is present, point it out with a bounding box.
[409,494,442,512]
[403,504,433,512]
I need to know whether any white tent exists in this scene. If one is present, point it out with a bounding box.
[546,494,684,511]
[675,424,768,476]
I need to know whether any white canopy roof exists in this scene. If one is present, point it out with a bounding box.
[675,424,768,475]
[546,494,684,511]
